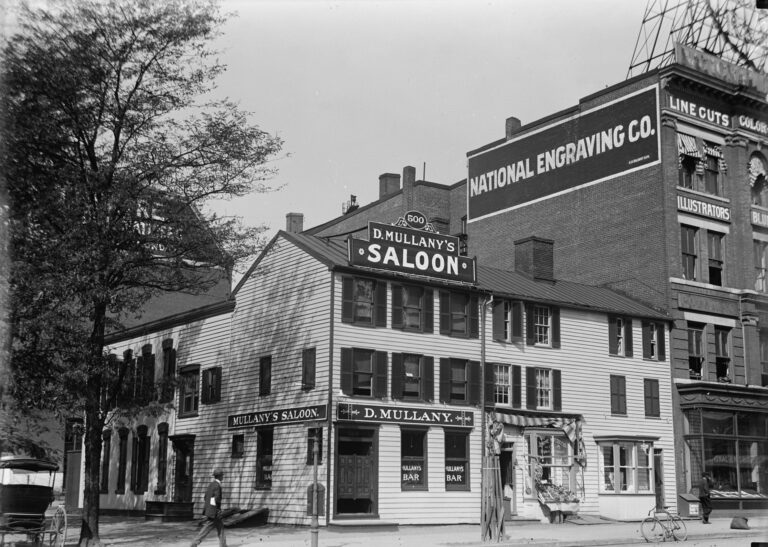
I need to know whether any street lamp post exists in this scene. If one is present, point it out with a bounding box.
[310,427,319,547]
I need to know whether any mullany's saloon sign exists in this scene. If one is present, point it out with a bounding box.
[467,85,660,221]
[227,404,327,429]
[348,213,476,283]
[337,402,474,428]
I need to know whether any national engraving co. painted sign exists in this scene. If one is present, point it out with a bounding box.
[348,220,476,283]
[228,404,328,429]
[337,402,474,428]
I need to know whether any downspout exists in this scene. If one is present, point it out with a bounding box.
[326,269,334,526]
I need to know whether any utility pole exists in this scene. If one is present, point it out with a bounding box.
[311,427,319,547]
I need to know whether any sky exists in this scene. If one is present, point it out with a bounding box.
[207,0,651,243]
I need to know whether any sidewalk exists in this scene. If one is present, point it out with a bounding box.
[55,514,768,547]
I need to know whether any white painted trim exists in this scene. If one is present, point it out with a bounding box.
[677,213,730,233]
[681,311,737,327]
[674,121,726,144]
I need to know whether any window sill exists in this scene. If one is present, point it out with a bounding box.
[178,412,199,419]
[598,491,655,496]
[402,486,429,492]
[610,413,628,417]
[445,486,470,492]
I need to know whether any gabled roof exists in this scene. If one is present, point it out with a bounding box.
[241,231,668,321]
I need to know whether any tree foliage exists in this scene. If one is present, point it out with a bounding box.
[3,1,282,544]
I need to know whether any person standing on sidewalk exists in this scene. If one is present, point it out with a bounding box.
[699,471,713,524]
[191,468,227,546]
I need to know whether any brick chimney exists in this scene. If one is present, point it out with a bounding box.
[514,237,554,281]
[506,116,522,139]
[379,173,401,198]
[286,212,304,233]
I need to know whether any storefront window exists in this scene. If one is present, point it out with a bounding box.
[528,431,573,492]
[255,428,273,489]
[445,430,469,491]
[598,441,653,494]
[702,410,734,435]
[401,429,427,490]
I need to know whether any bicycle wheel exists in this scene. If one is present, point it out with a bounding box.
[670,515,687,542]
[641,516,664,543]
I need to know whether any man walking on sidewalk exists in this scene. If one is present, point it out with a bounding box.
[699,471,713,524]
[191,468,227,546]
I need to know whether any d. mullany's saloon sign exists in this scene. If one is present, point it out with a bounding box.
[347,212,476,283]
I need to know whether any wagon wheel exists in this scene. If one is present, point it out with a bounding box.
[47,505,67,547]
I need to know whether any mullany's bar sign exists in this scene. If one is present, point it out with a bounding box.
[228,404,328,429]
[753,208,768,229]
[677,195,731,222]
[348,214,476,284]
[337,402,474,428]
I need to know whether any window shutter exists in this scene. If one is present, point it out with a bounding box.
[512,365,522,409]
[525,367,537,409]
[525,304,535,345]
[391,353,404,400]
[141,434,151,492]
[552,369,562,411]
[422,356,434,402]
[511,301,523,339]
[213,367,222,403]
[551,307,561,348]
[130,435,138,492]
[423,289,434,333]
[624,319,633,357]
[492,300,505,341]
[642,321,652,359]
[391,285,404,329]
[608,316,618,355]
[375,281,387,327]
[341,277,354,323]
[658,323,666,360]
[619,376,627,414]
[610,376,618,414]
[644,379,652,416]
[439,292,450,335]
[374,351,388,398]
[302,348,316,390]
[484,362,495,405]
[201,370,210,404]
[340,348,353,395]
[468,360,480,405]
[439,358,450,403]
[469,295,479,338]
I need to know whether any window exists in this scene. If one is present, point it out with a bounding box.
[155,423,168,495]
[254,428,273,489]
[678,155,697,189]
[392,284,433,332]
[401,429,427,490]
[131,425,150,494]
[340,348,387,398]
[644,379,660,418]
[610,375,627,415]
[307,428,323,465]
[491,363,521,408]
[439,291,479,338]
[302,347,316,390]
[135,344,155,405]
[527,431,574,493]
[341,277,386,327]
[232,434,244,458]
[116,427,128,494]
[608,316,633,356]
[715,327,730,382]
[492,300,523,342]
[259,356,272,396]
[117,350,134,407]
[703,144,723,196]
[707,232,724,286]
[439,358,480,405]
[599,442,653,494]
[681,225,698,281]
[391,354,434,401]
[755,241,768,293]
[525,304,560,348]
[160,339,176,403]
[525,367,561,411]
[445,430,469,490]
[100,430,111,494]
[751,155,768,206]
[688,323,705,380]
[201,367,222,404]
[178,365,200,417]
[642,321,665,361]
[761,329,768,387]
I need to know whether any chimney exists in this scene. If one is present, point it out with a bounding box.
[506,116,522,139]
[379,173,401,198]
[286,212,304,233]
[403,165,416,211]
[514,237,554,281]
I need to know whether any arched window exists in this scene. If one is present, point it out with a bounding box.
[750,155,768,207]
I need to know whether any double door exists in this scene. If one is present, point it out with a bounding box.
[336,428,377,516]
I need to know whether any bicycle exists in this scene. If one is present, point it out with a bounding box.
[640,506,688,543]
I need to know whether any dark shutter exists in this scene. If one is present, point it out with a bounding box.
[511,302,523,339]
[391,285,404,330]
[525,303,535,345]
[469,295,479,338]
[552,369,562,411]
[130,435,138,492]
[340,348,353,395]
[374,351,388,398]
[642,321,652,359]
[608,316,618,355]
[341,277,354,323]
[391,353,404,400]
[512,365,522,409]
[213,367,222,403]
[201,369,210,404]
[551,307,561,348]
[439,292,450,335]
[624,319,633,357]
[141,431,151,492]
[525,367,537,409]
[423,289,434,333]
[492,301,505,342]
[375,281,387,327]
[439,358,450,403]
[484,362,495,405]
[468,360,480,405]
[611,375,626,414]
[422,356,434,402]
[644,378,660,417]
[658,323,666,360]
[302,348,316,390]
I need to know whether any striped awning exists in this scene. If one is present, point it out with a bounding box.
[490,411,583,444]
[750,156,767,186]
[677,133,701,158]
